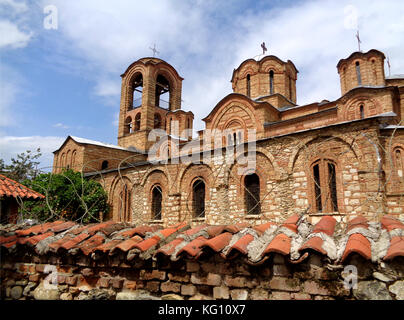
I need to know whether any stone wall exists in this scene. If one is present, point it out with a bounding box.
[1,251,403,300]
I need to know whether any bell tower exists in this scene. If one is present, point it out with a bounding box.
[337,49,386,96]
[230,55,298,108]
[117,57,191,152]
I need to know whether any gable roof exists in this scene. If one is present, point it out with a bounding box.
[0,174,45,200]
[53,136,140,154]
[202,92,279,123]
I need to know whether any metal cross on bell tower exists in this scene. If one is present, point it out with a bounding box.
[355,30,362,52]
[149,43,160,57]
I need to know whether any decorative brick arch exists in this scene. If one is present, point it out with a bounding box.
[288,135,363,174]
[109,175,133,222]
[344,96,379,120]
[140,167,171,189]
[210,101,258,132]
[179,163,214,221]
[227,151,275,216]
[142,169,169,222]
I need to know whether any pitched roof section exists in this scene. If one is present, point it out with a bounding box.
[0,174,45,200]
[1,215,403,265]
[53,136,141,153]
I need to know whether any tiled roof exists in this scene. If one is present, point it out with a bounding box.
[0,174,45,200]
[1,215,403,264]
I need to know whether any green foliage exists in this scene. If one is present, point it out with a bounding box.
[21,169,109,223]
[1,148,42,182]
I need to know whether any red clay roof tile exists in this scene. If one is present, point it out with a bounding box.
[253,222,275,234]
[225,234,255,257]
[0,174,45,200]
[133,236,160,252]
[381,216,404,232]
[383,236,404,261]
[299,236,327,255]
[263,233,292,256]
[176,236,207,258]
[341,233,372,262]
[18,232,54,246]
[312,216,337,236]
[60,233,90,251]
[282,214,300,233]
[155,238,185,257]
[117,225,160,238]
[112,235,143,253]
[202,232,233,252]
[50,221,77,233]
[77,234,106,255]
[347,216,368,232]
[93,239,123,254]
[0,235,17,245]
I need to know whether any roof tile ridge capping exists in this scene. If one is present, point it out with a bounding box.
[0,174,45,199]
[245,213,312,264]
[299,216,338,261]
[126,222,190,261]
[337,215,391,264]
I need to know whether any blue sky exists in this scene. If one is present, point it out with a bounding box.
[1,0,403,171]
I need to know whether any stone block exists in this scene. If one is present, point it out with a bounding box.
[230,289,248,300]
[213,286,229,299]
[161,281,181,293]
[181,284,197,296]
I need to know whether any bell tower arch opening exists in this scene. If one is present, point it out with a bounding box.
[132,73,143,109]
[155,74,170,109]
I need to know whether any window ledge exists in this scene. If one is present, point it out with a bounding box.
[245,214,261,219]
[192,217,206,222]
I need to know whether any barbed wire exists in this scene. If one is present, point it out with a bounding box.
[5,122,404,228]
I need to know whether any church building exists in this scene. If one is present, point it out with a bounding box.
[52,49,404,227]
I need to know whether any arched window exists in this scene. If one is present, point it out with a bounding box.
[233,132,237,145]
[395,148,403,178]
[192,179,205,218]
[246,74,251,97]
[245,173,260,215]
[71,150,77,169]
[61,153,65,170]
[152,186,162,220]
[118,184,131,222]
[125,116,133,134]
[132,73,143,109]
[154,113,161,129]
[269,70,274,95]
[66,150,71,170]
[156,74,170,109]
[311,159,338,213]
[356,61,362,85]
[101,160,108,170]
[134,113,141,131]
[360,105,364,119]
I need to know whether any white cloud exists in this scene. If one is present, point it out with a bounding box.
[0,136,65,171]
[0,20,32,49]
[37,0,404,128]
[52,123,70,129]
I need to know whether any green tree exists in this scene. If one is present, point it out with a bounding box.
[1,148,42,182]
[21,169,109,223]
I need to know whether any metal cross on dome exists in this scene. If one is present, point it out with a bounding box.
[261,42,268,55]
[149,44,160,57]
[355,30,362,52]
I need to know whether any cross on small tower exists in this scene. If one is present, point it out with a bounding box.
[261,42,268,55]
[149,44,160,57]
[387,56,391,76]
[355,30,362,52]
